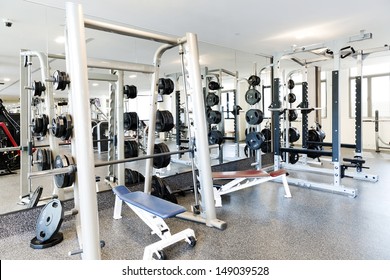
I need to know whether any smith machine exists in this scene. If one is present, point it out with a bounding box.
[24,3,225,260]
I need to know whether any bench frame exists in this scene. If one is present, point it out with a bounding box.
[212,169,292,207]
[113,186,196,260]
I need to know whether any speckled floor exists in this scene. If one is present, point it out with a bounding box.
[0,147,390,260]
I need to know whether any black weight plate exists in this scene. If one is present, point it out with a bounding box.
[41,114,49,137]
[63,154,75,187]
[35,199,64,242]
[245,88,261,105]
[260,141,272,153]
[290,152,299,164]
[53,154,69,188]
[124,141,138,158]
[307,145,323,159]
[153,143,171,169]
[245,131,265,150]
[289,109,298,122]
[206,110,222,124]
[36,148,47,171]
[208,81,220,91]
[288,127,300,143]
[44,149,52,170]
[245,109,264,125]
[287,79,295,90]
[261,128,272,141]
[33,81,46,97]
[206,93,219,107]
[208,130,224,145]
[124,85,137,99]
[62,114,73,140]
[288,93,296,103]
[248,75,260,86]
[32,117,43,134]
[245,127,256,136]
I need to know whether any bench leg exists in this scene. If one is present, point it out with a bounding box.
[113,195,123,219]
[213,188,222,207]
[281,174,292,198]
[143,228,196,260]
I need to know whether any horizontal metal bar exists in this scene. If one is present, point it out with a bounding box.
[306,141,356,149]
[280,147,333,157]
[0,146,22,152]
[95,149,191,167]
[28,165,75,179]
[84,18,180,45]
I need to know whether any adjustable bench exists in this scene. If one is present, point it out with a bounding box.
[112,185,196,260]
[212,169,292,207]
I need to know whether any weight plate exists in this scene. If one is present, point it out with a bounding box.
[248,75,260,86]
[158,78,174,95]
[288,127,300,143]
[36,149,46,171]
[208,81,220,91]
[33,81,46,97]
[206,93,219,107]
[245,88,261,105]
[35,199,64,242]
[245,131,265,150]
[153,143,171,169]
[53,154,69,188]
[307,145,323,159]
[41,114,49,137]
[245,109,264,125]
[260,141,272,153]
[61,114,73,140]
[289,109,298,122]
[288,93,296,103]
[63,154,75,187]
[32,117,43,134]
[124,85,137,99]
[208,130,224,145]
[261,128,272,141]
[287,79,295,90]
[206,110,222,124]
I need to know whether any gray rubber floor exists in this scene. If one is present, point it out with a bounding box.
[0,147,389,260]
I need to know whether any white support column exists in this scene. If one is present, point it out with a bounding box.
[65,2,101,260]
[184,33,225,229]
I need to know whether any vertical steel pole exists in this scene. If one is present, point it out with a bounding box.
[65,2,101,259]
[184,33,219,227]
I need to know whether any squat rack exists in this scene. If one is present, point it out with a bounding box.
[271,30,374,197]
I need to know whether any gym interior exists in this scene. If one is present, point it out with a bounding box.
[1,0,390,267]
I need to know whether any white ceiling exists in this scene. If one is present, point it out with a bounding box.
[1,0,390,99]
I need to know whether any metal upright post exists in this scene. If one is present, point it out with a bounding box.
[183,33,225,229]
[355,51,363,157]
[331,70,341,187]
[65,2,101,259]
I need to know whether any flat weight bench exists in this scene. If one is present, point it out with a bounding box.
[212,169,292,207]
[112,185,196,260]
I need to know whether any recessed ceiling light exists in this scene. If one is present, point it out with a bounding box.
[55,36,65,44]
[3,78,10,82]
[92,83,99,87]
[129,74,137,79]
